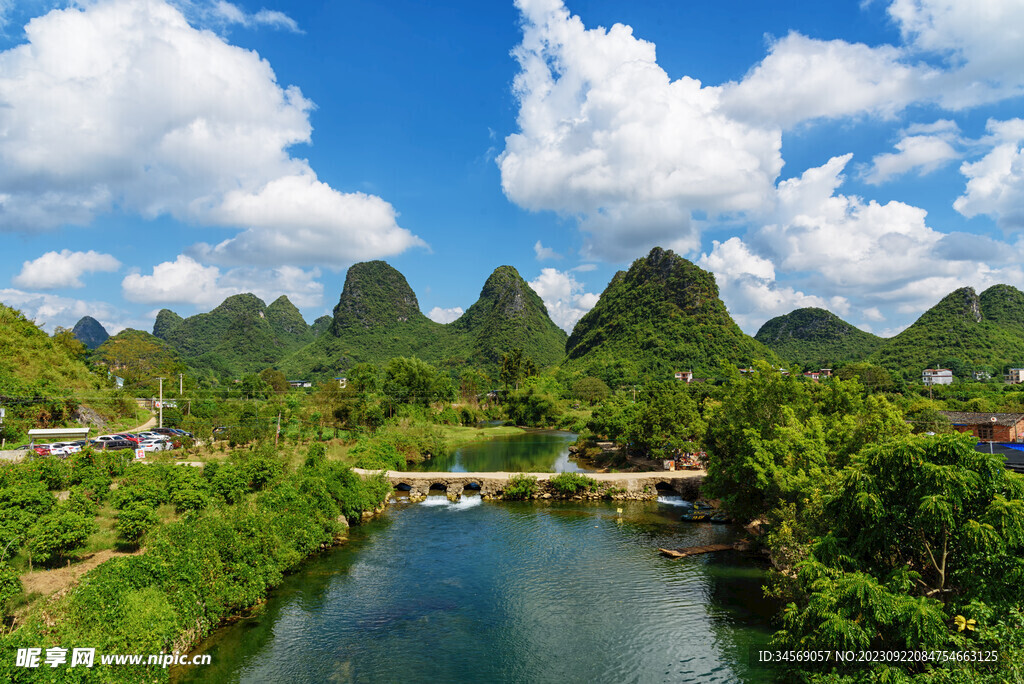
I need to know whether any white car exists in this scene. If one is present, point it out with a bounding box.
[47,442,80,456]
[139,438,170,452]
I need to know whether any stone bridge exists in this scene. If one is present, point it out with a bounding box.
[352,468,705,501]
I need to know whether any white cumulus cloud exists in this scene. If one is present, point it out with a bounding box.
[533,241,561,261]
[427,306,465,324]
[13,249,121,289]
[498,0,782,261]
[0,0,422,266]
[697,238,849,334]
[122,255,323,309]
[954,118,1024,230]
[720,32,932,129]
[528,267,599,333]
[862,120,961,185]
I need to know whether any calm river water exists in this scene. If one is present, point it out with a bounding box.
[175,432,779,684]
[410,429,587,473]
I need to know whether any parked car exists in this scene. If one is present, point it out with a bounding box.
[32,444,51,456]
[114,433,142,445]
[139,438,170,453]
[49,442,81,455]
[91,438,133,451]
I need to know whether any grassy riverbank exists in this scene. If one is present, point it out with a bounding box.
[0,444,390,683]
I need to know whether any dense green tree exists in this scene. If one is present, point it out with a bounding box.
[383,357,455,408]
[260,368,290,394]
[704,362,908,522]
[572,376,611,405]
[773,434,1024,681]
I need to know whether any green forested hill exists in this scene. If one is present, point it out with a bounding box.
[755,307,883,368]
[154,294,312,379]
[94,329,186,391]
[447,265,567,369]
[0,305,102,395]
[870,285,1024,376]
[562,247,777,384]
[152,308,184,339]
[284,261,566,380]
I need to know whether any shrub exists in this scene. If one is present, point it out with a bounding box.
[116,504,159,544]
[305,442,327,468]
[548,472,596,496]
[0,563,22,617]
[504,474,537,500]
[351,438,405,471]
[28,510,97,566]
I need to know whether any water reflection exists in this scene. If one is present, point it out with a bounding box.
[176,501,778,684]
[412,430,588,473]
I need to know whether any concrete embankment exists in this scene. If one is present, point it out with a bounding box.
[352,467,705,501]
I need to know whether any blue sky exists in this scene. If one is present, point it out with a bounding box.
[1,0,1023,340]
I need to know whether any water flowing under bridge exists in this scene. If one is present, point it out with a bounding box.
[352,467,705,500]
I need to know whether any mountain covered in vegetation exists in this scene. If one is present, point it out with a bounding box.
[755,308,883,368]
[562,247,777,384]
[153,294,313,379]
[869,285,1024,375]
[447,265,567,369]
[0,305,101,396]
[284,261,566,379]
[71,315,110,350]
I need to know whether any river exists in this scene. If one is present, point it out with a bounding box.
[409,429,588,473]
[175,432,778,683]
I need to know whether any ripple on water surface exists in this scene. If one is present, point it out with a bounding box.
[175,500,777,684]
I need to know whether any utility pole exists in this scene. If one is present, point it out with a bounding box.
[179,373,183,395]
[156,377,165,428]
[275,412,281,447]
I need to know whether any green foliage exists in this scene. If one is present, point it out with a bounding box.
[383,356,456,407]
[94,328,185,392]
[261,367,290,394]
[703,362,909,523]
[28,509,97,566]
[0,563,23,617]
[572,376,611,405]
[548,472,596,495]
[305,442,327,468]
[504,473,537,500]
[772,434,1024,680]
[755,307,884,368]
[2,449,391,668]
[351,438,406,471]
[116,504,159,544]
[563,247,778,384]
[504,385,563,427]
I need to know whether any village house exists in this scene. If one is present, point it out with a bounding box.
[1006,368,1024,384]
[922,368,953,385]
[939,411,1024,442]
[288,380,313,389]
[673,371,693,383]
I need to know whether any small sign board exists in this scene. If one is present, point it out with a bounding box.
[135,449,145,460]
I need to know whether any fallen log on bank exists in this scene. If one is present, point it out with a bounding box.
[658,540,751,558]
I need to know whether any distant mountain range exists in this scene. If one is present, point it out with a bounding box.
[758,284,1024,376]
[55,250,1024,386]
